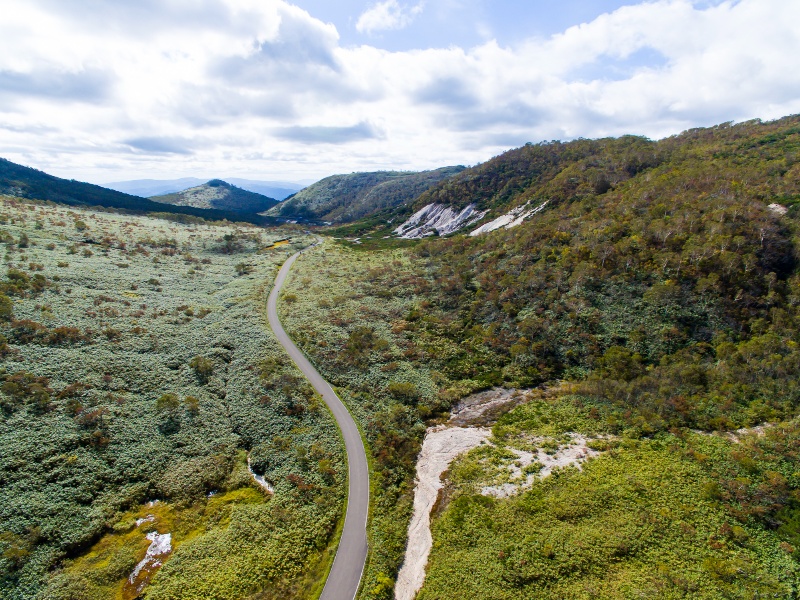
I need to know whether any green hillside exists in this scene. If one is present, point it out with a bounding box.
[0,159,272,225]
[390,116,800,241]
[150,179,278,214]
[4,115,800,600]
[266,167,465,223]
[282,116,800,597]
[406,135,660,215]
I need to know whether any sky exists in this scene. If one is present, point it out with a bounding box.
[0,0,799,184]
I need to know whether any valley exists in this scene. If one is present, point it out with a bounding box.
[2,115,800,599]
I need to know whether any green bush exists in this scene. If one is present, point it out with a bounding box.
[0,292,13,321]
[188,355,214,380]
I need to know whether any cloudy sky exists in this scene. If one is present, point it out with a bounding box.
[0,0,798,184]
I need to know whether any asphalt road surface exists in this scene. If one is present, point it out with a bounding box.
[267,250,369,600]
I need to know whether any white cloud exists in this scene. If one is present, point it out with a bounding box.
[356,1,425,35]
[0,0,799,183]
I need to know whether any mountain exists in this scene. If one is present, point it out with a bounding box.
[0,158,271,224]
[149,179,279,213]
[266,166,465,223]
[393,134,664,238]
[103,177,206,197]
[105,177,303,200]
[225,178,304,200]
[393,115,800,239]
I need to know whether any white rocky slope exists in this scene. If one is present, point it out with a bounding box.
[394,203,487,239]
[469,200,548,236]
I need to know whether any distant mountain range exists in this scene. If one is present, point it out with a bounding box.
[104,177,304,200]
[265,167,466,223]
[150,179,279,213]
[0,158,275,224]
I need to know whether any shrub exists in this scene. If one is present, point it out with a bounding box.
[387,382,421,404]
[189,356,214,380]
[4,268,30,296]
[235,262,253,275]
[342,326,389,366]
[156,393,180,413]
[46,326,88,346]
[0,334,12,357]
[0,292,13,321]
[102,328,121,342]
[9,319,48,344]
[0,371,53,414]
[184,396,200,416]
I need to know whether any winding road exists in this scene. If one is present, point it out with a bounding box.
[267,249,369,600]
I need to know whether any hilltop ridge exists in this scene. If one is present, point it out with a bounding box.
[0,158,272,224]
[267,167,465,223]
[150,179,279,214]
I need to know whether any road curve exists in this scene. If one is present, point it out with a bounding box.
[267,250,369,600]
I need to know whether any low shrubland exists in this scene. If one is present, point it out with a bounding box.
[0,196,345,600]
[422,397,800,599]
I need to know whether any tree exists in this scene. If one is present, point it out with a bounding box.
[155,392,181,434]
[156,392,180,412]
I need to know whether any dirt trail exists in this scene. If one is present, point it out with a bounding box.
[395,389,523,599]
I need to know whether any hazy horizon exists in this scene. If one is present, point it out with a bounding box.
[1,0,798,184]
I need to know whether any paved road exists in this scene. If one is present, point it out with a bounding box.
[267,250,369,600]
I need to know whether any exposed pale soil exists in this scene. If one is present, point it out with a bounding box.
[126,527,172,597]
[480,434,601,498]
[394,425,491,600]
[247,456,275,493]
[395,388,608,600]
[448,387,528,426]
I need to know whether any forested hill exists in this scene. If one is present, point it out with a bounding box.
[407,135,661,215]
[393,116,800,238]
[411,114,800,430]
[150,179,278,214]
[0,158,271,224]
[266,166,465,223]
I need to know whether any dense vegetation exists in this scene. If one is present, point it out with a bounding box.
[0,159,274,225]
[0,198,345,599]
[275,116,800,598]
[5,115,800,599]
[414,116,800,432]
[267,167,465,224]
[150,180,278,214]
[423,398,799,599]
